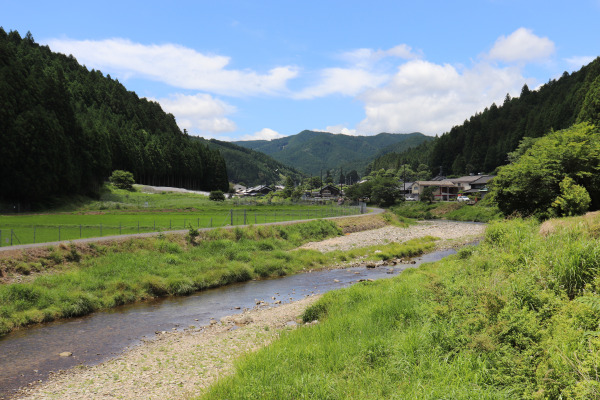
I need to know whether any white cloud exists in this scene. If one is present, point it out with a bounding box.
[565,56,596,71]
[152,93,237,135]
[488,28,555,63]
[45,38,298,97]
[294,44,420,99]
[340,44,420,68]
[294,68,389,99]
[240,128,284,141]
[356,59,530,135]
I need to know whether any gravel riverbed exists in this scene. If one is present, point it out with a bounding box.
[13,220,486,400]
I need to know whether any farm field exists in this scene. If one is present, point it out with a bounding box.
[0,185,359,247]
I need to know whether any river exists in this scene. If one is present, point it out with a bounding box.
[0,247,459,399]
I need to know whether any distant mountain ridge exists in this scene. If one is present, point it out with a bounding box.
[193,138,303,187]
[233,131,433,176]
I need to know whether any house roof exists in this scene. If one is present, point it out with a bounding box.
[450,175,483,183]
[414,180,457,187]
[320,184,341,192]
[471,175,495,185]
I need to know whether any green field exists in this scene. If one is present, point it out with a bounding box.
[0,186,360,246]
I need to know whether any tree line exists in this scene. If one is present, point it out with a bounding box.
[0,29,229,204]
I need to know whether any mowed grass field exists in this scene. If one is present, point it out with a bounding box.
[0,185,359,246]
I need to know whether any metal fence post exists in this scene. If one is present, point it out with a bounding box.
[58,226,61,241]
[230,209,233,226]
[243,209,247,225]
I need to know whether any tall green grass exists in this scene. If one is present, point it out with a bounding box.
[202,216,600,399]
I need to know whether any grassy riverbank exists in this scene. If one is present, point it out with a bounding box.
[202,214,600,399]
[0,218,436,336]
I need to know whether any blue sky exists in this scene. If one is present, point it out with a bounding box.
[2,0,599,141]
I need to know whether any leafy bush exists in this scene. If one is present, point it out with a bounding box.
[551,176,591,217]
[109,170,135,190]
[492,123,600,218]
[209,190,226,201]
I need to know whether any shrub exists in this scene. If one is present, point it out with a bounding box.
[551,177,591,217]
[209,190,225,201]
[109,170,135,190]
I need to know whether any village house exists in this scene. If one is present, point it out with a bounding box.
[411,180,460,201]
[319,184,342,198]
[411,175,496,201]
[242,185,273,196]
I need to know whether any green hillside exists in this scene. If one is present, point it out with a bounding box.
[371,57,600,176]
[234,131,432,176]
[0,29,228,205]
[194,138,304,186]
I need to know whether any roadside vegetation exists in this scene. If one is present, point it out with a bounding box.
[202,213,600,399]
[0,217,436,336]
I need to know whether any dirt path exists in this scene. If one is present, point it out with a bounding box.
[12,219,486,400]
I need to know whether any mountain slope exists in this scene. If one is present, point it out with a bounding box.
[234,131,432,175]
[0,29,228,204]
[195,138,304,186]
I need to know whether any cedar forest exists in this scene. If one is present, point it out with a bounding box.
[0,29,229,204]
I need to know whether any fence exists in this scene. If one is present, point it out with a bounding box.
[0,205,362,247]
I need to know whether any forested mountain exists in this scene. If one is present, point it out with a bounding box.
[0,29,228,204]
[371,57,600,176]
[194,138,304,186]
[234,131,432,176]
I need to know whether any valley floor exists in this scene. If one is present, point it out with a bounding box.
[13,221,485,400]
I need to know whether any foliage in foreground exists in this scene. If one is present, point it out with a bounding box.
[203,215,600,399]
[492,122,600,219]
[0,220,436,336]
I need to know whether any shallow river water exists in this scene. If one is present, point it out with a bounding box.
[0,248,459,398]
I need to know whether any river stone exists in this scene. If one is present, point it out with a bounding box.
[234,315,253,325]
[59,352,72,357]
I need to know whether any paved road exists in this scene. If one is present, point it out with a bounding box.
[0,207,383,253]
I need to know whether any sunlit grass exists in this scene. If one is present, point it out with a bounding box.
[201,215,600,399]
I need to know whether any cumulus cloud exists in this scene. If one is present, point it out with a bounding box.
[356,59,529,135]
[46,38,298,97]
[152,93,237,135]
[295,44,420,99]
[294,68,389,99]
[488,28,555,63]
[240,128,284,141]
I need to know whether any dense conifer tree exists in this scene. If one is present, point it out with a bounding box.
[0,29,228,204]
